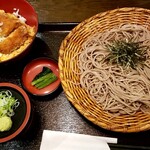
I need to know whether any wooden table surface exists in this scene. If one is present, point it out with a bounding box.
[28,0,150,23]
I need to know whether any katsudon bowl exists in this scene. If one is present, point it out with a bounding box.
[0,0,38,64]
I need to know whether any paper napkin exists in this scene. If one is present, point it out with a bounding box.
[40,130,117,150]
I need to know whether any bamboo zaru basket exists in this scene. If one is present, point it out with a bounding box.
[58,7,150,132]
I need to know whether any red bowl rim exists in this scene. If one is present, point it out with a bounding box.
[0,82,31,143]
[0,0,38,27]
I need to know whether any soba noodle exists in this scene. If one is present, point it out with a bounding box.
[71,24,150,116]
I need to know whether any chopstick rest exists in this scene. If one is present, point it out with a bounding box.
[40,130,117,150]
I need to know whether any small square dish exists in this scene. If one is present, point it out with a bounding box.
[22,57,60,96]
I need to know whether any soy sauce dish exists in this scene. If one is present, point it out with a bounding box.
[22,57,61,96]
[0,82,31,143]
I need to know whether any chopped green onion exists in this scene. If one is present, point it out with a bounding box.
[0,90,19,117]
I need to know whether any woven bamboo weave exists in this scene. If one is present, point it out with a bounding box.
[58,7,150,132]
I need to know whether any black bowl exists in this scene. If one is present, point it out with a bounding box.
[0,83,31,143]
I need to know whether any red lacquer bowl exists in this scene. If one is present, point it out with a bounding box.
[22,57,61,96]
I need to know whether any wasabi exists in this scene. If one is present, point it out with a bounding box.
[0,116,12,132]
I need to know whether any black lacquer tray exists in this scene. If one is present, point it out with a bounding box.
[0,23,150,150]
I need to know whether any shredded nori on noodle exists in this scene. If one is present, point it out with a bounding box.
[106,40,148,69]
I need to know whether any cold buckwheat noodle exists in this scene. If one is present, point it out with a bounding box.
[71,24,150,116]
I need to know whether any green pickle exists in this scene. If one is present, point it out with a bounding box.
[31,67,57,89]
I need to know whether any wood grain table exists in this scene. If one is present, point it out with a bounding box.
[28,0,150,23]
